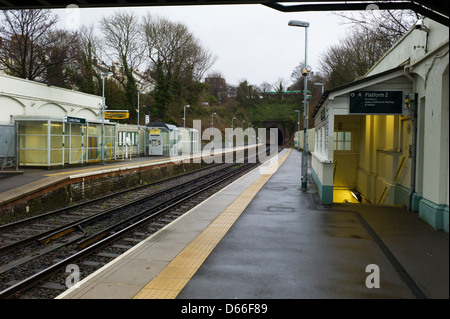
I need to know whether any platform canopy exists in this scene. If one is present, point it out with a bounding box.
[0,0,448,25]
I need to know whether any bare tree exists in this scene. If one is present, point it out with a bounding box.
[78,24,102,65]
[99,11,144,74]
[99,11,145,118]
[320,28,387,88]
[66,24,103,94]
[259,81,272,93]
[0,9,77,82]
[333,9,419,49]
[317,9,419,89]
[143,13,216,82]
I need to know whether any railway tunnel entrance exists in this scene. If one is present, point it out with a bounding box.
[262,121,289,146]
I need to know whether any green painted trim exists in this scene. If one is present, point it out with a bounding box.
[443,206,449,234]
[419,198,448,232]
[394,184,409,206]
[411,193,422,212]
[311,168,333,205]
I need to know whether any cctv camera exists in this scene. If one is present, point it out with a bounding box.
[415,18,429,32]
[415,19,423,29]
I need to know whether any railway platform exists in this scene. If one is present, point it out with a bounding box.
[0,145,257,215]
[0,154,165,206]
[56,148,448,300]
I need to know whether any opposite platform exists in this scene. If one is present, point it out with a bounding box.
[0,145,258,212]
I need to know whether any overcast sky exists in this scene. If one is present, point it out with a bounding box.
[55,4,352,87]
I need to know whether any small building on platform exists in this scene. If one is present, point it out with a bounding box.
[311,18,448,232]
[146,122,199,157]
[0,73,116,167]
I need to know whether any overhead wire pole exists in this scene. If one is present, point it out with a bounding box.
[295,110,300,151]
[101,72,112,165]
[303,24,309,190]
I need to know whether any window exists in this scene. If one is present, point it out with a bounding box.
[314,124,329,158]
[334,131,352,151]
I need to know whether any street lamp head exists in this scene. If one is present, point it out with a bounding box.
[102,72,113,77]
[288,20,309,28]
[184,105,190,108]
[295,110,300,113]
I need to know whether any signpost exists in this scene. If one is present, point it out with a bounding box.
[64,116,86,124]
[349,91,403,114]
[63,116,86,168]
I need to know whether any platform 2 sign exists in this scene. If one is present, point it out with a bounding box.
[349,91,403,114]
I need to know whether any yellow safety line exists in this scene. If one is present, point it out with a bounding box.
[133,149,292,299]
[44,148,240,177]
[45,158,165,176]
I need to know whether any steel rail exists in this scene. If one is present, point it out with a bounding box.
[0,161,259,299]
[0,162,223,232]
[0,163,227,254]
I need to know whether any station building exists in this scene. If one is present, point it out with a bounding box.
[146,122,199,157]
[0,73,116,167]
[311,18,449,232]
[0,74,199,168]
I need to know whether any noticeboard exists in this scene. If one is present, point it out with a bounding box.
[104,111,129,119]
[149,129,161,135]
[349,91,403,114]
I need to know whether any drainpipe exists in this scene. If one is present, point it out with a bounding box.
[404,65,417,212]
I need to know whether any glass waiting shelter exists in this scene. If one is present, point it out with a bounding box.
[145,122,180,157]
[14,116,116,167]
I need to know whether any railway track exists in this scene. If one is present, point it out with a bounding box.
[0,162,228,253]
[0,150,273,299]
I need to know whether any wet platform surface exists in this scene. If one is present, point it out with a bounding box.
[176,149,448,299]
[54,148,449,300]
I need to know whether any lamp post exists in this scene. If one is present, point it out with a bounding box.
[101,72,113,165]
[137,91,142,157]
[295,110,301,151]
[314,82,324,94]
[184,105,190,128]
[230,116,236,147]
[211,112,216,143]
[289,19,309,191]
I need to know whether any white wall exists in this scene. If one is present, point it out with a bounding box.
[367,18,449,76]
[367,18,449,208]
[0,74,102,124]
